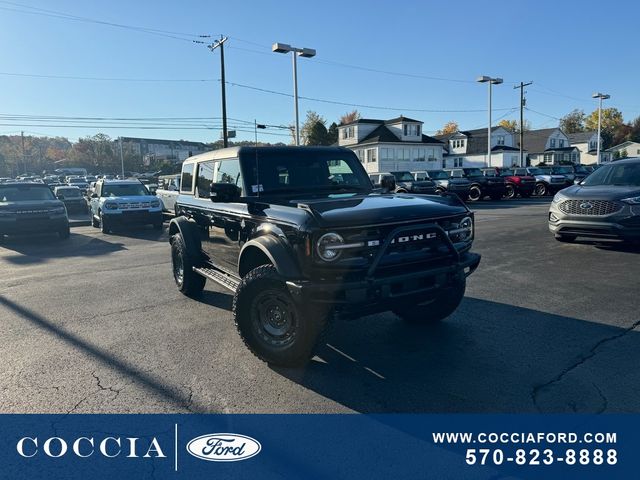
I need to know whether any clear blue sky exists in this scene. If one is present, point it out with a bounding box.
[0,0,638,143]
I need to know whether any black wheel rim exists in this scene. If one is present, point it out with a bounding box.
[172,247,184,286]
[535,184,545,195]
[251,289,297,348]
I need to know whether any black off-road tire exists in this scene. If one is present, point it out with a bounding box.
[233,265,326,367]
[467,185,482,202]
[58,225,70,240]
[393,279,466,324]
[100,213,111,234]
[505,184,516,199]
[170,233,206,297]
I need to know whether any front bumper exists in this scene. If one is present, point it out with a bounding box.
[548,202,640,240]
[103,209,163,225]
[286,251,481,316]
[0,215,69,235]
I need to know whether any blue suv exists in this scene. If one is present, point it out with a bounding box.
[89,179,163,233]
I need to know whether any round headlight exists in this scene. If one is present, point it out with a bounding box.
[104,202,118,210]
[151,200,160,208]
[450,216,473,242]
[316,232,344,262]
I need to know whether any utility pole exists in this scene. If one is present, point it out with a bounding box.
[119,137,125,178]
[514,81,532,167]
[208,36,229,147]
[21,131,26,174]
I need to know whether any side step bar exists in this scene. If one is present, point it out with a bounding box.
[193,267,240,292]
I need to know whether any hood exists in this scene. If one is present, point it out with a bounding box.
[559,184,640,201]
[0,199,64,212]
[293,193,468,228]
[101,195,157,203]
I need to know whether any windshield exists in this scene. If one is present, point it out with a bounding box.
[57,188,81,197]
[500,169,514,176]
[391,172,415,182]
[463,168,483,176]
[244,151,372,194]
[574,166,590,174]
[582,162,640,187]
[69,178,86,184]
[102,183,149,197]
[429,171,449,180]
[0,185,55,201]
[552,166,573,174]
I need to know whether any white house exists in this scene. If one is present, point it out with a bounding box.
[522,128,580,165]
[566,131,601,165]
[337,116,445,173]
[606,140,640,161]
[121,137,209,166]
[436,126,525,168]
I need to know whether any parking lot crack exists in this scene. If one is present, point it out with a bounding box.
[532,319,640,412]
[92,371,122,400]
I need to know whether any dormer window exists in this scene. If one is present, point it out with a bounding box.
[559,139,565,147]
[496,136,505,146]
[550,138,556,148]
[403,124,420,136]
[342,126,355,140]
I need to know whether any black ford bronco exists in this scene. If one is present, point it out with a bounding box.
[169,146,480,367]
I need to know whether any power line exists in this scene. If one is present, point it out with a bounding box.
[224,80,513,113]
[0,1,216,43]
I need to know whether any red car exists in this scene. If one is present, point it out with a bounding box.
[485,168,536,199]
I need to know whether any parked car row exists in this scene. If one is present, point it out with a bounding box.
[368,164,596,203]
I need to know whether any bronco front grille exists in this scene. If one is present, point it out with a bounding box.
[558,199,622,216]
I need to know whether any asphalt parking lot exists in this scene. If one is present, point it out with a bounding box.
[1,198,638,414]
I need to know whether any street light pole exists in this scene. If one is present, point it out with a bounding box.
[209,36,229,147]
[592,92,610,165]
[272,43,316,146]
[477,76,503,168]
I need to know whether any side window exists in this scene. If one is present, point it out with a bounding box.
[215,159,243,196]
[196,160,216,198]
[181,163,195,193]
[95,183,102,197]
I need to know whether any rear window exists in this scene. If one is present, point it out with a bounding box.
[57,188,81,197]
[101,184,149,197]
[0,185,55,201]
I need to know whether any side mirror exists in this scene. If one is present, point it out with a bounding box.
[380,176,396,193]
[210,183,241,202]
[91,193,98,199]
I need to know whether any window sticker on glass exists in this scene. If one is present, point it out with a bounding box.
[251,184,264,193]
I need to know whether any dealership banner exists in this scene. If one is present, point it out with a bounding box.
[0,414,635,479]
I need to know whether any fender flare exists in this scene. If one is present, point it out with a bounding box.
[168,216,202,262]
[239,235,301,279]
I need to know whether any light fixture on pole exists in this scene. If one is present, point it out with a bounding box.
[272,42,316,146]
[592,92,610,165]
[477,76,503,168]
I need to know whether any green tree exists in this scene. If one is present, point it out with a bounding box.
[300,111,330,145]
[620,149,628,158]
[327,122,339,144]
[559,109,586,133]
[585,108,624,148]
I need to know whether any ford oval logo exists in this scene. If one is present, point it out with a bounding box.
[580,202,594,209]
[186,433,261,462]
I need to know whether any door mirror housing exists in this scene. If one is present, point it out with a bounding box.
[210,183,241,202]
[380,175,396,193]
